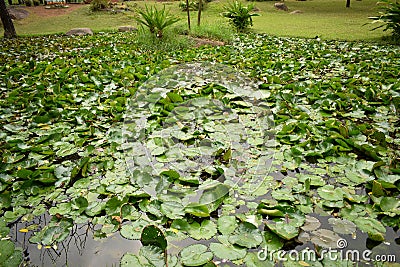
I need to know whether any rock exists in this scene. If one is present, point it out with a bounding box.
[118,26,137,32]
[274,2,288,11]
[66,28,93,36]
[290,10,303,14]
[8,7,29,20]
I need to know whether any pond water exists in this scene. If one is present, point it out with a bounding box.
[10,211,400,266]
[7,62,400,266]
[10,167,400,266]
[11,214,140,266]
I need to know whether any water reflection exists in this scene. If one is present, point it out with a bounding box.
[11,213,140,267]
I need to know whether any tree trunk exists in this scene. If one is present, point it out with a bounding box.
[346,0,350,7]
[186,0,190,31]
[197,0,202,26]
[0,0,17,38]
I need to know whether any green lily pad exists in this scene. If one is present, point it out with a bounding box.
[180,244,213,266]
[120,253,142,267]
[160,201,185,219]
[209,242,247,261]
[141,225,167,251]
[317,185,344,201]
[328,218,356,235]
[199,183,230,214]
[121,219,150,240]
[354,217,386,241]
[262,230,284,251]
[229,222,263,248]
[185,203,210,217]
[380,197,400,213]
[310,229,342,249]
[301,215,321,232]
[0,240,22,267]
[139,245,165,267]
[244,252,275,267]
[188,220,217,240]
[217,216,238,235]
[266,221,299,240]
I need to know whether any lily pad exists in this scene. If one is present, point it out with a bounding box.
[328,218,356,235]
[380,197,400,213]
[120,253,142,267]
[180,244,213,266]
[266,221,299,240]
[229,222,263,248]
[310,229,342,249]
[217,216,238,235]
[188,220,217,240]
[317,185,344,201]
[121,219,150,240]
[0,240,22,267]
[209,242,247,261]
[141,225,167,251]
[353,217,386,241]
[301,215,321,232]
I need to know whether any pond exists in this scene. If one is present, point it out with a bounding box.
[3,61,400,266]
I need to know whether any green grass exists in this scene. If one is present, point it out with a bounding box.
[1,0,389,41]
[249,0,386,41]
[9,5,135,35]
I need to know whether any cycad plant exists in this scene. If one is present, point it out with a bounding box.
[369,0,400,39]
[222,1,259,32]
[135,5,180,38]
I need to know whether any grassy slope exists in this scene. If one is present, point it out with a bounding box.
[2,0,387,41]
[9,5,135,35]
[250,0,386,41]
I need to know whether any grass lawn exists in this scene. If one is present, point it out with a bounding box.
[2,0,388,41]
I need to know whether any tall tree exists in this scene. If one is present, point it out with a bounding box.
[0,0,17,38]
[346,0,350,8]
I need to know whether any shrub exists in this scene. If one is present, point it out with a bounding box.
[222,1,259,32]
[90,0,109,12]
[134,27,191,51]
[135,5,180,38]
[369,0,400,39]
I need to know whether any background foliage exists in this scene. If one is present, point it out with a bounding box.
[369,0,400,39]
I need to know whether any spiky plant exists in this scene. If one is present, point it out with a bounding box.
[222,1,259,32]
[135,5,180,38]
[369,0,400,39]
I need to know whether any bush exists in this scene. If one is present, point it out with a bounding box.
[222,1,259,32]
[90,0,109,12]
[369,0,400,39]
[135,5,180,38]
[134,27,191,51]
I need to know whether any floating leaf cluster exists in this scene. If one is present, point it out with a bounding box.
[0,33,399,266]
